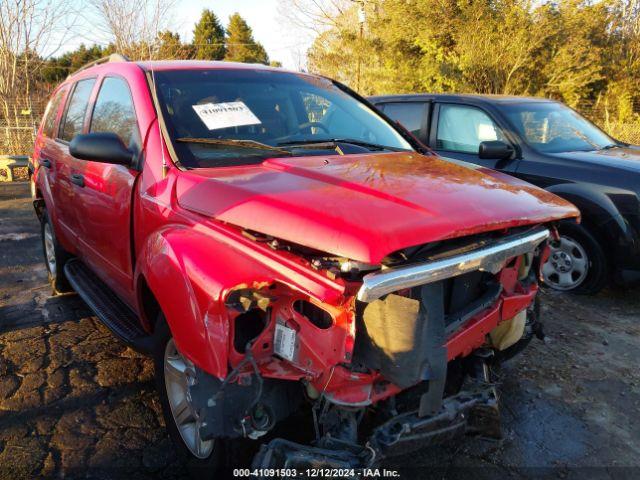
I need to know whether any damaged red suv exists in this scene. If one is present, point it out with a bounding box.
[32,56,578,473]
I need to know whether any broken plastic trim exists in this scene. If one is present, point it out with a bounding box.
[357,227,550,302]
[251,383,499,471]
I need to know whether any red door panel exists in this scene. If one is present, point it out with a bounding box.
[74,161,138,302]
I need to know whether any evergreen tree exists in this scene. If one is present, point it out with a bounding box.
[156,31,191,59]
[224,13,269,64]
[193,9,226,60]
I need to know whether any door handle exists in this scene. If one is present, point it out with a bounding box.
[70,173,85,188]
[40,158,51,169]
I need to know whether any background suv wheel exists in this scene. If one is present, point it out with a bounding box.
[542,222,607,294]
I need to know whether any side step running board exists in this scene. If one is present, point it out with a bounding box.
[64,259,153,354]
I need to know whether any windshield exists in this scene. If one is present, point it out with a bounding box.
[152,68,412,168]
[501,102,615,154]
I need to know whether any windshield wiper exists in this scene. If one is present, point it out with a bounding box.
[277,138,400,151]
[601,143,620,150]
[176,137,292,155]
[567,127,601,150]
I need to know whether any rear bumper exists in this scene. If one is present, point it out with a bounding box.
[252,384,499,471]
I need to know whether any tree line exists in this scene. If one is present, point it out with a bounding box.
[300,0,640,126]
[41,10,274,85]
[0,1,276,154]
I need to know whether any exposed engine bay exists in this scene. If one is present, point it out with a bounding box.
[188,225,550,469]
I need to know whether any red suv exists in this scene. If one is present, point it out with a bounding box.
[32,55,578,473]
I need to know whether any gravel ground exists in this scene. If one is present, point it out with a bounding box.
[0,181,639,479]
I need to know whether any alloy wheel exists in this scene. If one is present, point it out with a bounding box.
[44,223,57,276]
[164,338,214,459]
[542,235,589,291]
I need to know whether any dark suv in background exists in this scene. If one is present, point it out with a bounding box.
[371,94,640,294]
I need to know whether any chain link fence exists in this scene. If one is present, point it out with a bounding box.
[581,98,640,145]
[599,122,640,144]
[0,99,46,157]
[0,122,38,156]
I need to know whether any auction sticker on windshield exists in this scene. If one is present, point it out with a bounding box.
[192,101,261,130]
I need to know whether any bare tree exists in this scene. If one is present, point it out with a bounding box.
[277,0,359,72]
[0,0,75,154]
[88,0,178,60]
[278,0,352,34]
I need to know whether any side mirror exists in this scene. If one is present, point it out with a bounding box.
[479,140,514,160]
[69,132,133,165]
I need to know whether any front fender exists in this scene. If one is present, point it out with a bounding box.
[546,182,625,229]
[135,226,274,377]
[135,225,345,378]
[546,182,640,272]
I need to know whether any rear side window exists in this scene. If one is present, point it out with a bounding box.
[42,87,67,138]
[59,78,96,142]
[381,102,426,137]
[90,77,140,148]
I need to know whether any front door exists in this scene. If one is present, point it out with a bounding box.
[431,103,516,171]
[73,76,141,301]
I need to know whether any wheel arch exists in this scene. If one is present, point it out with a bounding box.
[134,226,288,379]
[546,183,626,246]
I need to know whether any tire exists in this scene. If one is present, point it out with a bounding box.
[541,222,607,295]
[153,317,224,478]
[41,210,72,294]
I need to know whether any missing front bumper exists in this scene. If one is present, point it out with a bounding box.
[252,384,499,471]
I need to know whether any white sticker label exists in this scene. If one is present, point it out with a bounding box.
[192,101,261,131]
[274,323,297,362]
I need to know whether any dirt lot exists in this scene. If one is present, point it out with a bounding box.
[0,181,639,479]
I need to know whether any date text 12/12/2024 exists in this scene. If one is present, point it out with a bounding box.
[233,469,401,477]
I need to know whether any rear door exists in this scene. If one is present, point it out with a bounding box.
[376,101,430,143]
[73,75,141,296]
[430,103,517,172]
[35,84,68,207]
[52,78,97,244]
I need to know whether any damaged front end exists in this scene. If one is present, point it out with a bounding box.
[188,225,551,470]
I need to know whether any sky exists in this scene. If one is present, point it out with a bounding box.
[58,0,312,70]
[176,0,311,69]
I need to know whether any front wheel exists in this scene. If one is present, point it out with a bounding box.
[153,318,222,477]
[541,223,607,294]
[41,210,72,294]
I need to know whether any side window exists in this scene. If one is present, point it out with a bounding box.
[42,87,67,138]
[436,104,505,154]
[380,102,426,137]
[59,78,96,142]
[90,77,140,148]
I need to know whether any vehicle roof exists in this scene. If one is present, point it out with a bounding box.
[135,60,290,72]
[369,93,558,105]
[66,59,300,82]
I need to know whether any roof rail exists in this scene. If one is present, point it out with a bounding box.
[68,53,131,78]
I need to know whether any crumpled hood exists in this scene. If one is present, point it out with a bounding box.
[176,152,578,263]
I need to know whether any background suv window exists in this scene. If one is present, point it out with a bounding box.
[90,77,140,148]
[59,78,96,142]
[381,102,425,137]
[436,104,505,153]
[42,87,67,138]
